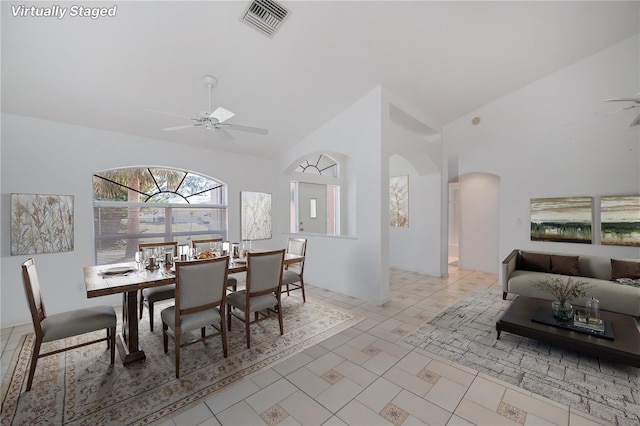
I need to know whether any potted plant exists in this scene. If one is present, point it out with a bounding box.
[532,276,592,320]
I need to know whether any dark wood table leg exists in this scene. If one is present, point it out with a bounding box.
[115,290,146,365]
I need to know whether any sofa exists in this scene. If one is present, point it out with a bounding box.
[502,249,640,317]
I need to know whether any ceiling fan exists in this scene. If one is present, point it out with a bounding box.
[153,75,268,136]
[603,92,640,127]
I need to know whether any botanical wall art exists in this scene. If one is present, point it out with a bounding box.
[530,197,592,244]
[241,191,272,240]
[600,195,640,247]
[390,175,409,228]
[11,193,74,255]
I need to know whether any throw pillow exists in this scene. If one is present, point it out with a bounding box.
[611,259,640,280]
[551,255,579,276]
[519,251,551,273]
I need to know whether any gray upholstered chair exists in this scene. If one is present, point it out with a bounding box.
[227,249,285,348]
[161,256,229,378]
[282,238,307,302]
[138,241,178,331]
[191,238,237,291]
[21,258,116,391]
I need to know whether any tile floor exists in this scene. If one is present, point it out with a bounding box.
[1,266,614,426]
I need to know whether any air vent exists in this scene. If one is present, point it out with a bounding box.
[241,0,289,38]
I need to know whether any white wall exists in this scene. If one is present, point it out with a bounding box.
[279,87,388,304]
[444,35,640,277]
[1,113,280,327]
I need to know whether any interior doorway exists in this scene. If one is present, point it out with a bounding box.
[448,182,460,266]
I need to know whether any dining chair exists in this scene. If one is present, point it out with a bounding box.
[282,238,307,302]
[192,238,237,291]
[139,241,178,331]
[226,249,285,349]
[161,256,229,378]
[21,258,116,391]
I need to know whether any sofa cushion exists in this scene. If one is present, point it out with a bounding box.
[611,259,640,280]
[551,255,579,276]
[520,251,551,273]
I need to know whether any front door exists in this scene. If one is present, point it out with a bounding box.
[298,182,326,234]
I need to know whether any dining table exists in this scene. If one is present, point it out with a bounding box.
[83,252,305,365]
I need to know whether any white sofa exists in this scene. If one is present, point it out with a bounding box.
[502,249,640,317]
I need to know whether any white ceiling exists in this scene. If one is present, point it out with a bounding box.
[2,1,639,158]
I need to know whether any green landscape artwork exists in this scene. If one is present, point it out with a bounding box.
[530,197,592,244]
[600,195,640,247]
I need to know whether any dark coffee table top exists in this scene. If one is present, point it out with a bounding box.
[496,296,640,367]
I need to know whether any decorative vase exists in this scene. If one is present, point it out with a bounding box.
[551,301,573,321]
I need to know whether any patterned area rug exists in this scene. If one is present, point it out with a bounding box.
[1,295,360,425]
[402,289,640,426]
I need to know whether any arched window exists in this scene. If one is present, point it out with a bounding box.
[294,154,338,177]
[93,167,227,264]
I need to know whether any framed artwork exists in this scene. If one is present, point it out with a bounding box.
[390,175,409,228]
[530,197,592,244]
[10,193,74,255]
[600,195,640,247]
[241,191,272,240]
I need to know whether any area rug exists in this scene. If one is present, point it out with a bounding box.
[1,295,360,425]
[402,289,640,426]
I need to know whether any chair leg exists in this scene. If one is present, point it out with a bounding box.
[245,309,251,349]
[175,329,180,378]
[109,327,116,364]
[26,337,42,392]
[201,327,206,339]
[148,302,155,332]
[139,291,144,319]
[286,283,290,296]
[163,322,169,353]
[220,308,228,358]
[227,304,232,331]
[300,277,306,302]
[277,302,284,335]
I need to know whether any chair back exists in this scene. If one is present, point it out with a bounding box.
[191,238,223,252]
[246,249,285,296]
[286,238,307,274]
[21,258,46,334]
[175,256,229,315]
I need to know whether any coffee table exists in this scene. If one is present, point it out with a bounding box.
[496,296,640,368]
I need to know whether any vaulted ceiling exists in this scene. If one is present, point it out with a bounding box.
[2,1,639,157]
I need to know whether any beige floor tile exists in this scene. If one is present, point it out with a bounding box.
[171,403,214,426]
[383,365,434,397]
[425,377,468,412]
[446,414,476,426]
[216,400,265,426]
[336,399,390,426]
[332,341,375,365]
[279,390,333,426]
[245,378,298,414]
[321,416,349,426]
[315,377,364,412]
[356,377,403,412]
[362,350,401,375]
[250,368,282,389]
[272,352,314,376]
[395,350,434,375]
[333,359,378,388]
[318,332,352,350]
[455,399,521,426]
[568,410,610,425]
[305,351,345,376]
[393,389,453,425]
[371,338,412,359]
[464,375,507,411]
[502,388,569,426]
[425,359,476,387]
[286,366,331,397]
[205,379,261,414]
[302,343,330,359]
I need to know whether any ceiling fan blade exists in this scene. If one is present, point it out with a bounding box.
[226,123,269,135]
[630,113,640,127]
[214,128,235,142]
[604,98,640,102]
[210,106,235,123]
[146,109,194,120]
[162,124,202,131]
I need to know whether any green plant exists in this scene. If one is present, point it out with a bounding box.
[532,276,592,305]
